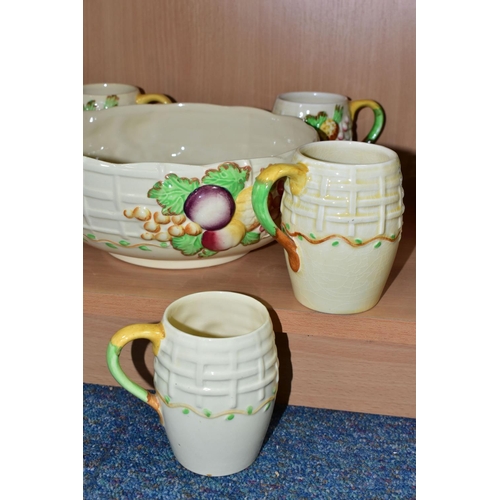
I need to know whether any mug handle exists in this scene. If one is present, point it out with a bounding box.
[135,93,172,105]
[348,99,385,143]
[251,162,309,273]
[106,323,166,414]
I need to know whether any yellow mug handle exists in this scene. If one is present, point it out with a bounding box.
[135,93,172,105]
[106,323,165,414]
[251,162,309,272]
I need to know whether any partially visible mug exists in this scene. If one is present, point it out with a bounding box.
[83,83,172,111]
[272,91,385,142]
[251,141,404,314]
[106,291,279,476]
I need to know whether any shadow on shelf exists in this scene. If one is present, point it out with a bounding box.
[382,147,416,294]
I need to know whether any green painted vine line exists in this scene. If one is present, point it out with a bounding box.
[156,389,277,419]
[84,234,170,251]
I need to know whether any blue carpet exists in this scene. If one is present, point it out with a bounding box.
[83,383,415,499]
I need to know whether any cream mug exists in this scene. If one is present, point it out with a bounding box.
[251,141,404,314]
[272,91,385,142]
[83,83,172,111]
[107,291,279,476]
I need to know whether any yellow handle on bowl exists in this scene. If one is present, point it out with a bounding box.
[251,162,308,272]
[106,323,165,414]
[135,93,172,105]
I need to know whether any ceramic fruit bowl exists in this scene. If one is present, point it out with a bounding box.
[83,103,318,269]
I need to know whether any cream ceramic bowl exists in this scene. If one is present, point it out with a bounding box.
[83,103,318,269]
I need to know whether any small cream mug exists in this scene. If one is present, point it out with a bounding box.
[83,83,171,111]
[251,141,404,314]
[272,91,385,142]
[107,291,279,476]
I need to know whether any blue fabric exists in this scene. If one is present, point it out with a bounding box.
[84,383,415,499]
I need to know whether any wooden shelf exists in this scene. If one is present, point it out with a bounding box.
[84,195,415,417]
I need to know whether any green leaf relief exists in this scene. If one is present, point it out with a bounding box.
[147,174,200,215]
[165,395,171,404]
[202,163,249,199]
[226,414,235,421]
[203,409,212,418]
[390,234,396,240]
[199,248,218,258]
[333,104,344,124]
[104,95,119,109]
[374,241,382,248]
[105,243,118,249]
[160,242,169,248]
[83,100,97,111]
[138,245,152,251]
[298,235,303,240]
[309,233,316,239]
[86,233,96,240]
[182,408,189,414]
[305,111,328,128]
[332,241,339,246]
[264,402,271,411]
[354,238,363,245]
[241,231,260,246]
[172,234,203,256]
[247,406,253,415]
[119,240,130,246]
[285,223,290,230]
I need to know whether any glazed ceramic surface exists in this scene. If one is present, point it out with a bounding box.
[83,103,318,269]
[107,291,279,476]
[83,83,171,111]
[272,91,385,143]
[252,141,404,314]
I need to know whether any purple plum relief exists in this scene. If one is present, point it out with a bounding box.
[184,185,236,231]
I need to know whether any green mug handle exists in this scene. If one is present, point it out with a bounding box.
[106,323,166,416]
[349,99,385,143]
[251,162,309,272]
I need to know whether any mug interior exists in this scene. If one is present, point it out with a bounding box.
[83,83,137,96]
[299,141,397,166]
[166,292,269,339]
[278,91,347,105]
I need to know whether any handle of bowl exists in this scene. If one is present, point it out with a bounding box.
[135,93,172,105]
[251,162,308,272]
[106,323,165,414]
[349,99,385,143]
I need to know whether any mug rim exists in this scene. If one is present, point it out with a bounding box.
[297,140,399,168]
[163,291,271,342]
[83,82,138,96]
[277,91,348,105]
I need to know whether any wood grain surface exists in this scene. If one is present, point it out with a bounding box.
[83,0,415,152]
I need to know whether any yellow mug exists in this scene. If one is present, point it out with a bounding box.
[251,141,404,314]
